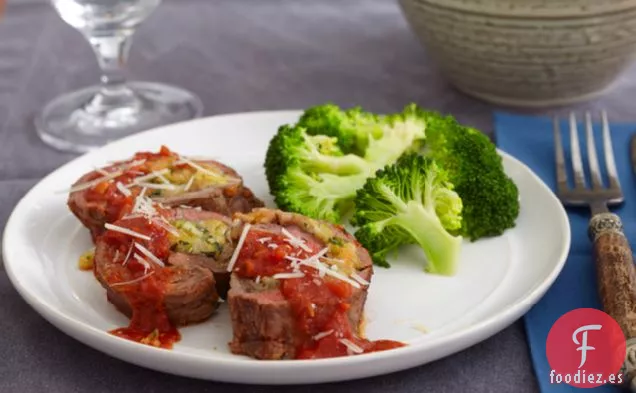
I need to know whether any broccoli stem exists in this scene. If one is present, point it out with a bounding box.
[383,202,462,276]
[291,170,369,201]
[283,169,371,221]
[301,152,372,175]
[363,118,425,166]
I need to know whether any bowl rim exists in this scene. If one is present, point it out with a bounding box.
[399,0,636,19]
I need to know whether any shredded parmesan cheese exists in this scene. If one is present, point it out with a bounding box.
[257,237,272,244]
[272,272,305,280]
[176,157,225,179]
[135,182,177,190]
[104,223,151,241]
[284,255,302,270]
[130,193,159,221]
[122,242,135,266]
[121,214,143,220]
[323,268,361,288]
[156,172,171,185]
[153,218,180,236]
[281,228,312,252]
[134,243,166,267]
[126,169,171,186]
[65,159,148,194]
[133,254,152,273]
[183,175,195,192]
[226,223,252,272]
[313,330,334,341]
[267,243,278,249]
[116,182,132,196]
[255,276,261,284]
[110,271,155,287]
[339,338,364,355]
[131,187,148,212]
[294,248,361,288]
[350,272,370,286]
[114,159,146,170]
[66,170,123,193]
[298,248,328,264]
[295,248,329,278]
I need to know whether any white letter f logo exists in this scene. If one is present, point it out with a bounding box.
[572,324,602,368]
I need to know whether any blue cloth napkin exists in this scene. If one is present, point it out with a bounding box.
[494,112,636,393]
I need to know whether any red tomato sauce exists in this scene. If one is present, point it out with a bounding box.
[109,270,181,349]
[100,214,180,349]
[233,228,405,359]
[83,145,179,225]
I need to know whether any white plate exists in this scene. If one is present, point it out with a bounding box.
[3,110,570,385]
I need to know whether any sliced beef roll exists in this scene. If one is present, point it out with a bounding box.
[68,146,263,240]
[93,204,234,348]
[226,208,395,360]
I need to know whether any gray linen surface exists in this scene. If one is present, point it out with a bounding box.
[3,0,636,392]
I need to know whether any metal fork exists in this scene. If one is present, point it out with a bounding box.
[554,111,636,390]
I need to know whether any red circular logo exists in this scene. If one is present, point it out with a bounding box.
[546,308,626,388]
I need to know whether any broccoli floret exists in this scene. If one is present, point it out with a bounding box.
[351,154,463,276]
[265,124,370,180]
[297,103,426,160]
[420,112,520,241]
[297,103,383,155]
[265,104,427,223]
[363,104,427,166]
[273,166,370,223]
[265,124,374,222]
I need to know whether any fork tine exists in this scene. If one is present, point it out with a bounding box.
[602,110,621,190]
[585,112,603,189]
[569,112,587,189]
[553,117,568,195]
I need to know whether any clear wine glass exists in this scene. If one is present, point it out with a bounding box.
[37,0,203,153]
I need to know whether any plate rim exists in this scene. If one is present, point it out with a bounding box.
[2,109,571,383]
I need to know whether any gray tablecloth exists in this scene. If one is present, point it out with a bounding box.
[3,0,636,392]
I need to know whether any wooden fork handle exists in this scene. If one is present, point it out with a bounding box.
[589,212,636,390]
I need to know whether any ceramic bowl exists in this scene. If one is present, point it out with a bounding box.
[399,0,636,107]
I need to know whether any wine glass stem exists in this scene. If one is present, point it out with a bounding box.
[85,34,140,115]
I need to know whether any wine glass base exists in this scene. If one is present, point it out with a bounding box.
[36,82,203,153]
